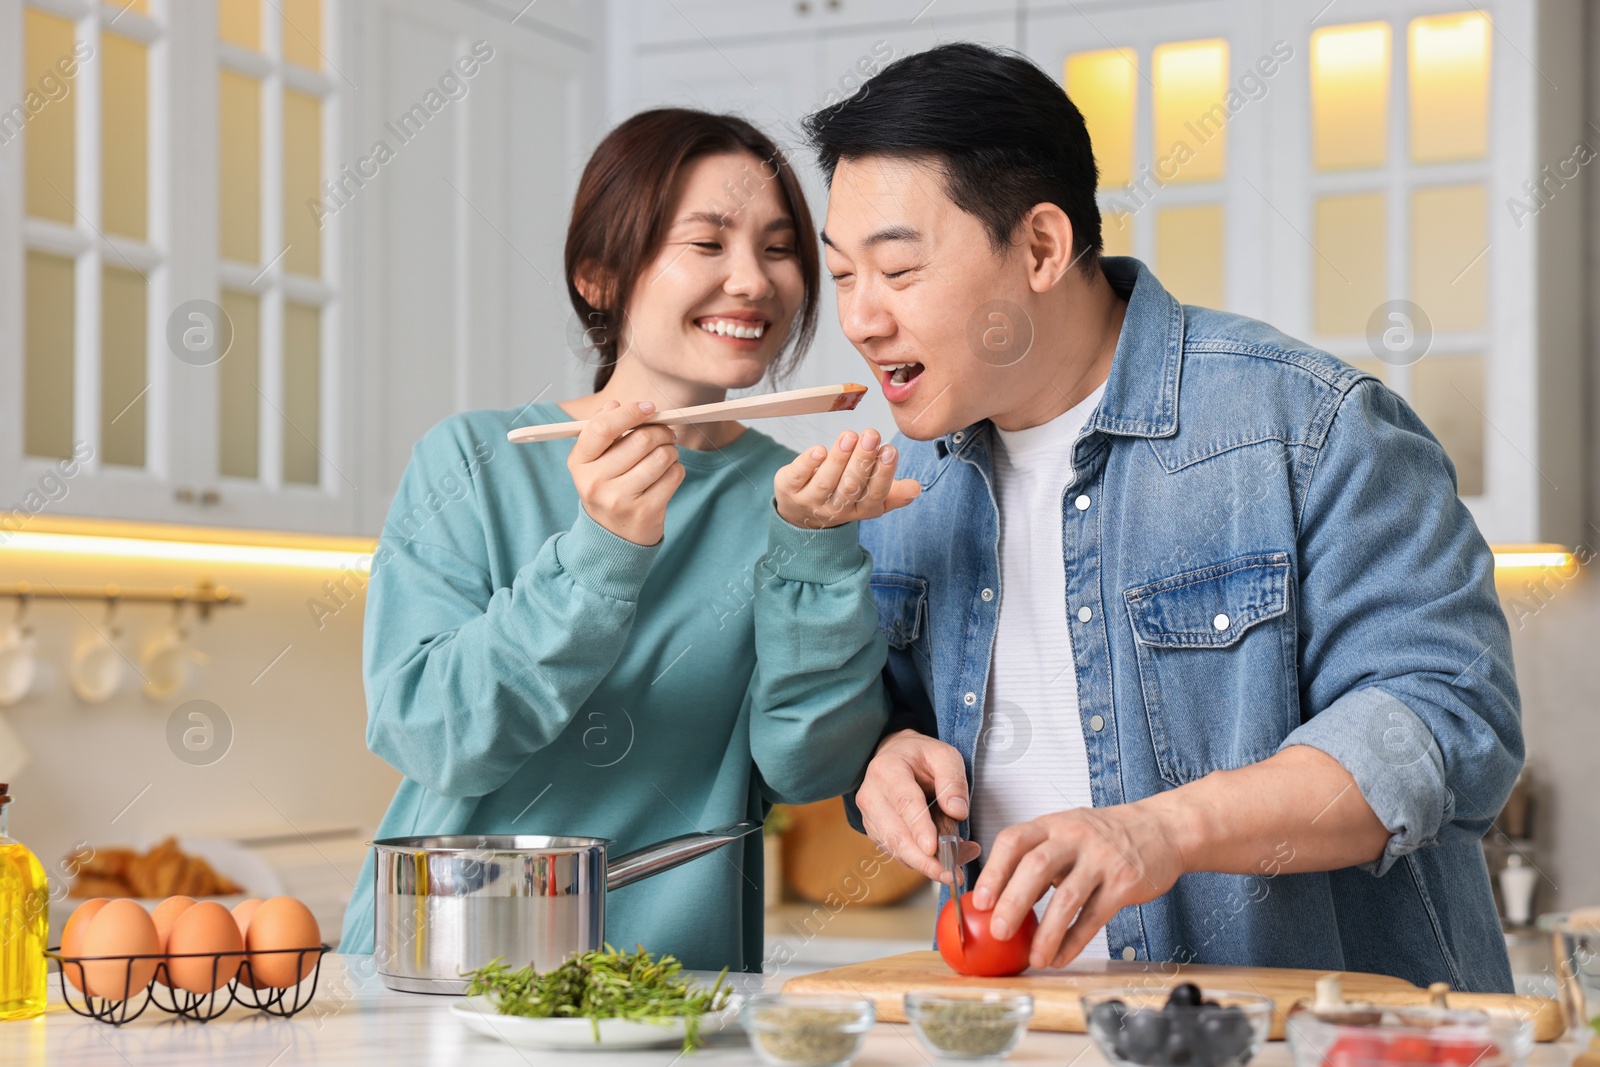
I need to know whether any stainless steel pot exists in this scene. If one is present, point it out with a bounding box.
[370,821,758,994]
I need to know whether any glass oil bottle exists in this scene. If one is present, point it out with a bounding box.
[0,783,47,1020]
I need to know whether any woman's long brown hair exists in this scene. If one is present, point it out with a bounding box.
[564,109,820,391]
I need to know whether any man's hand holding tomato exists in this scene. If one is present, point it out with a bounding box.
[856,734,1392,971]
[969,804,1187,970]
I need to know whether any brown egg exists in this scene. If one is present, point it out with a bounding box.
[80,899,160,1000]
[164,901,244,994]
[149,896,197,987]
[245,897,321,989]
[230,898,263,938]
[59,898,109,993]
[230,899,268,988]
[149,896,196,948]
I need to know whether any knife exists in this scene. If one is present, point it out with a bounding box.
[934,809,966,951]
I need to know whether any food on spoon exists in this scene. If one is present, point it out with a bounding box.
[935,898,1038,977]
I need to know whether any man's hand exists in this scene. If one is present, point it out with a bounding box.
[856,729,981,882]
[969,804,1186,970]
[965,746,1389,970]
[775,428,920,530]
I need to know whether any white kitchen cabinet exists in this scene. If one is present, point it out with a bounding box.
[1255,0,1587,547]
[625,0,1020,49]
[0,0,603,536]
[0,0,364,533]
[354,0,604,534]
[1023,0,1586,547]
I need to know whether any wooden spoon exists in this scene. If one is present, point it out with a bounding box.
[506,383,869,444]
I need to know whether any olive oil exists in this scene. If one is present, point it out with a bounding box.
[0,783,47,1020]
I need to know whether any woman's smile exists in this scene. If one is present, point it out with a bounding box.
[693,312,771,349]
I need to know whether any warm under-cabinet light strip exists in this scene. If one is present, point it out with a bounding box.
[0,525,1580,575]
[1492,548,1578,570]
[0,530,375,571]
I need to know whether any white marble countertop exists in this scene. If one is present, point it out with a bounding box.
[0,953,1586,1067]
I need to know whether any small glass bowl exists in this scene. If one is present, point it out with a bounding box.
[1082,989,1274,1067]
[741,994,875,1067]
[1285,1005,1534,1067]
[905,989,1034,1060]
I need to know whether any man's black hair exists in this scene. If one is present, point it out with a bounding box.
[802,41,1103,276]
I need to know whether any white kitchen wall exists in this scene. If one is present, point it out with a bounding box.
[1509,0,1600,919]
[0,546,389,910]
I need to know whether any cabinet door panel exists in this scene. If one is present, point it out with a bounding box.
[633,0,1015,47]
[1024,1,1270,320]
[356,0,599,534]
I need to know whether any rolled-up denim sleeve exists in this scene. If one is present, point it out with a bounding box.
[1283,377,1522,876]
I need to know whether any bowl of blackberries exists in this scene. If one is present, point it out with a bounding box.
[1082,985,1273,1067]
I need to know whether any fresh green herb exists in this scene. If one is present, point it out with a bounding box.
[752,1006,865,1065]
[462,944,730,1052]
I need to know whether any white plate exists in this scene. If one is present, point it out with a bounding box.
[452,994,743,1051]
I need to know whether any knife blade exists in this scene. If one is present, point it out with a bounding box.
[933,809,966,950]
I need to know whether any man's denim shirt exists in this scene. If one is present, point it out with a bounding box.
[847,257,1522,992]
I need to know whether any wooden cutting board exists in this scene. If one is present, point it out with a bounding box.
[782,952,1565,1041]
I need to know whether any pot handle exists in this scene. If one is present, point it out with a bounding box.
[605,821,761,891]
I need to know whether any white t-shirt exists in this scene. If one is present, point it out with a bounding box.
[970,381,1109,962]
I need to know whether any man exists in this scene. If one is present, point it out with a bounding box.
[772,41,1522,990]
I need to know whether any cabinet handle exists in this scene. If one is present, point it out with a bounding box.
[826,0,840,8]
[199,489,221,506]
[795,0,810,12]
[174,487,195,504]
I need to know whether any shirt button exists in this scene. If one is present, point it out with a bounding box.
[1089,714,1105,732]
[981,588,995,602]
[1074,494,1090,511]
[963,692,977,707]
[1076,606,1092,623]
[1213,613,1230,631]
[952,431,965,445]
[1122,946,1137,961]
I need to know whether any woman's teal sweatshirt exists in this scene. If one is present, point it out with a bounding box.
[337,403,889,971]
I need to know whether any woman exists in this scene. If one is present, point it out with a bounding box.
[338,109,913,971]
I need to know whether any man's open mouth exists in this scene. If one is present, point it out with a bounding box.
[882,362,925,386]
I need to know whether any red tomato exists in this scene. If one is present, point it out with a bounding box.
[1385,1035,1438,1063]
[1432,1039,1499,1066]
[1326,1035,1387,1067]
[935,898,1038,977]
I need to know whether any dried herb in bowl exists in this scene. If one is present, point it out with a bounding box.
[741,995,876,1067]
[905,991,1033,1061]
[754,1007,866,1065]
[461,943,730,1051]
[915,999,1023,1055]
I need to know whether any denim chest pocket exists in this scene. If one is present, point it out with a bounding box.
[870,573,928,650]
[1123,552,1296,785]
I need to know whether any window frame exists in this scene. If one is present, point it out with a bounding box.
[2,0,354,531]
